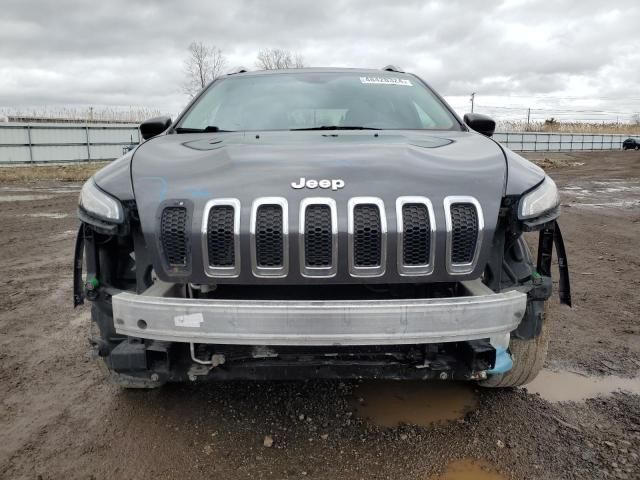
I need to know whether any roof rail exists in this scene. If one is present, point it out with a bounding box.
[227,66,249,75]
[381,65,403,73]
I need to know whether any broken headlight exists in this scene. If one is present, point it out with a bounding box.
[518,176,560,220]
[79,178,124,223]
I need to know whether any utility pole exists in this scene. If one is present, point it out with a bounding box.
[470,92,476,113]
[526,108,531,131]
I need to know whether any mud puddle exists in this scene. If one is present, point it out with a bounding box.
[0,194,54,202]
[24,212,70,219]
[525,370,640,402]
[561,179,640,210]
[429,459,505,480]
[350,381,478,427]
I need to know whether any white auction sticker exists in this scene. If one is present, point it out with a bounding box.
[174,312,204,328]
[359,76,413,86]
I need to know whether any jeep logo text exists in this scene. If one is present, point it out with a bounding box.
[291,177,345,191]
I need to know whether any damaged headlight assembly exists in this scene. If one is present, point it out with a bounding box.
[518,176,560,220]
[79,178,124,224]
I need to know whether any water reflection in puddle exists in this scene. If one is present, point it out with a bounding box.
[561,179,640,210]
[0,194,54,202]
[525,370,640,402]
[24,212,70,219]
[428,459,505,480]
[350,381,478,427]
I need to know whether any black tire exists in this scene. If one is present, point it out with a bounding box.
[480,305,550,388]
[635,145,639,150]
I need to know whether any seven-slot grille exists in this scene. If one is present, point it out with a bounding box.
[165,196,484,278]
[160,206,189,268]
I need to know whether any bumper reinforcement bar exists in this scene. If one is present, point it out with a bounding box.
[112,280,526,346]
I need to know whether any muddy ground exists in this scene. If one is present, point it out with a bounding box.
[1,151,639,480]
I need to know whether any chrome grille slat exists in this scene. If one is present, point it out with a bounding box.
[396,197,435,276]
[202,198,240,277]
[250,197,289,277]
[444,196,484,275]
[348,197,386,277]
[299,198,338,278]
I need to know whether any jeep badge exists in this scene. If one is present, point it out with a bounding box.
[291,177,345,191]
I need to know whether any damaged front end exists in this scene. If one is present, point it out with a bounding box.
[72,147,571,389]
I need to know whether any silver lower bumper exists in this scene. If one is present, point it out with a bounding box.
[112,281,526,346]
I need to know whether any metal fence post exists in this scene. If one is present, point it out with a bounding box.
[85,126,91,161]
[26,125,34,162]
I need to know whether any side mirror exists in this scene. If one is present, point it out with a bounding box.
[140,116,172,140]
[463,113,495,137]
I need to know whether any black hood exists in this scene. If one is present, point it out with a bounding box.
[128,129,509,285]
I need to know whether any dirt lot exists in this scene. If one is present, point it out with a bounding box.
[1,151,639,480]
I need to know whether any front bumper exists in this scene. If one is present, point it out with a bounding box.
[112,281,526,346]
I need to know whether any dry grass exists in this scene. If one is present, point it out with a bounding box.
[497,120,640,135]
[1,106,161,123]
[0,162,108,183]
[531,157,585,170]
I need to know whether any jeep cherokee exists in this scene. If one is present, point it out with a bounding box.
[74,66,571,388]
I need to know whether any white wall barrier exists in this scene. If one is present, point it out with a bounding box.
[0,123,140,163]
[0,123,632,163]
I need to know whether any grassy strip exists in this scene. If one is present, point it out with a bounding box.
[0,162,109,183]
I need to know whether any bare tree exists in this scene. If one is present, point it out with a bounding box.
[183,41,227,97]
[255,48,305,70]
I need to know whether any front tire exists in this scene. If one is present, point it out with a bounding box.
[480,305,550,388]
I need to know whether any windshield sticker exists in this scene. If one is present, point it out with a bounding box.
[360,76,413,86]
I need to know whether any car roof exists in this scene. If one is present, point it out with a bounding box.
[227,67,412,78]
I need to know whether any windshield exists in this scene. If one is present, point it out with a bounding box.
[177,72,460,132]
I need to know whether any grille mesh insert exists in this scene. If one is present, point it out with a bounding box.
[304,204,332,267]
[450,203,478,264]
[207,205,235,267]
[255,204,284,267]
[160,207,189,268]
[353,204,382,267]
[402,203,430,265]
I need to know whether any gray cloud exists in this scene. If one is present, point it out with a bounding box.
[1,0,639,120]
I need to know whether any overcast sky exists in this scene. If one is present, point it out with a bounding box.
[1,0,639,122]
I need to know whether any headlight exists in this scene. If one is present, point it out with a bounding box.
[79,179,124,223]
[518,176,560,220]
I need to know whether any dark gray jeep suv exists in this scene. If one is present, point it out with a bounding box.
[74,67,570,388]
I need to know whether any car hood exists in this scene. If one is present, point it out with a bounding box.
[129,130,509,284]
[131,129,506,206]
